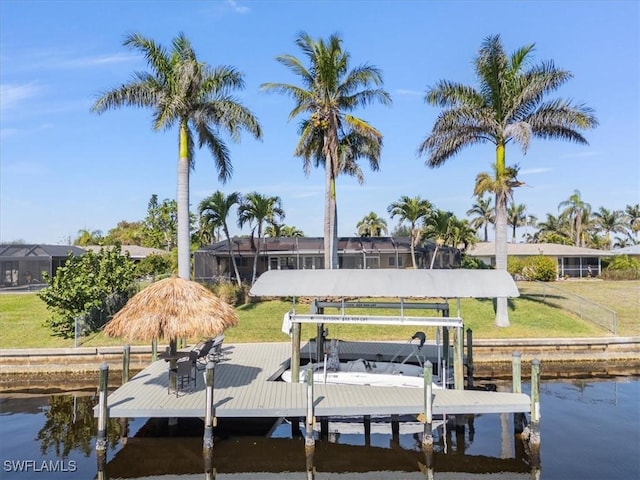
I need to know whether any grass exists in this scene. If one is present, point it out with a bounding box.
[2,279,637,349]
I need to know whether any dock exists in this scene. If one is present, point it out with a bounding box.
[98,341,531,420]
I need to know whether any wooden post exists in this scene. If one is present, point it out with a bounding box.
[96,363,109,452]
[512,351,525,434]
[151,339,157,362]
[466,328,474,388]
[203,360,216,452]
[453,327,464,390]
[422,361,434,452]
[305,367,315,450]
[119,417,129,446]
[122,344,130,384]
[512,351,522,394]
[530,359,541,459]
[292,322,301,384]
[319,417,329,440]
[391,414,400,447]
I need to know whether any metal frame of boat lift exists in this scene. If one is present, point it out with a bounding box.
[292,298,464,389]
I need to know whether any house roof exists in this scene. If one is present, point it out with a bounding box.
[250,269,519,299]
[83,245,169,259]
[466,242,613,257]
[198,236,455,256]
[0,244,86,259]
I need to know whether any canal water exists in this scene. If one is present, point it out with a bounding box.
[0,377,638,480]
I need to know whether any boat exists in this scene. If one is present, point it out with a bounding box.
[281,332,444,389]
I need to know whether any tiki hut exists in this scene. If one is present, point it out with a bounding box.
[104,276,238,344]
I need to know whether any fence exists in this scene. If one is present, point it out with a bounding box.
[518,281,618,334]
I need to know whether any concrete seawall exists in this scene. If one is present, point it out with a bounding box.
[1,337,639,389]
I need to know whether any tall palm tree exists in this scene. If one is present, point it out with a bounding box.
[466,195,494,242]
[418,35,597,326]
[507,202,527,243]
[593,207,626,249]
[264,224,304,237]
[387,196,433,268]
[448,217,478,253]
[423,209,455,269]
[237,192,285,285]
[198,191,243,286]
[262,32,391,270]
[534,213,572,244]
[356,212,388,237]
[624,204,640,243]
[558,190,592,247]
[92,33,262,280]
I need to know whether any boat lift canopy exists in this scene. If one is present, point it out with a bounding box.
[249,269,519,299]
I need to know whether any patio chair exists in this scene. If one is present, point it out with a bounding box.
[168,356,195,396]
[209,335,225,363]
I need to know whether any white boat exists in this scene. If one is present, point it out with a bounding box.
[281,333,444,389]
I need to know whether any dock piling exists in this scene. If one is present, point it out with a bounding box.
[203,360,216,451]
[529,359,541,463]
[122,344,130,384]
[151,339,157,362]
[422,361,434,452]
[466,328,474,388]
[305,367,315,450]
[292,322,301,383]
[453,327,464,390]
[512,351,525,434]
[96,363,109,452]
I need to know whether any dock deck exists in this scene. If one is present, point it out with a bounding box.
[99,341,530,420]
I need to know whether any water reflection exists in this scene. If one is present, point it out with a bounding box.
[0,378,638,480]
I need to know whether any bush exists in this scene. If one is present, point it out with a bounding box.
[460,256,490,269]
[135,253,174,278]
[208,281,247,306]
[507,257,525,276]
[601,255,640,280]
[521,255,557,282]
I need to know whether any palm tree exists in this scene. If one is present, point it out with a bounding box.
[262,32,391,270]
[466,195,494,242]
[558,190,592,247]
[448,217,478,253]
[624,204,640,243]
[198,191,243,286]
[423,209,454,269]
[593,207,626,249]
[356,212,388,237]
[534,213,572,244]
[265,224,304,237]
[92,33,262,280]
[387,196,433,268]
[418,35,597,326]
[237,192,285,285]
[74,229,103,246]
[507,202,527,243]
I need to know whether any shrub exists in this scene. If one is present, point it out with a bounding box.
[507,257,525,276]
[135,253,174,278]
[601,255,640,280]
[460,256,490,269]
[209,281,247,306]
[521,255,557,282]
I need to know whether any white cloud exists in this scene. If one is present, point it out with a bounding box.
[226,0,250,14]
[0,83,42,110]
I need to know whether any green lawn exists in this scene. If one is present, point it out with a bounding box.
[3,279,636,349]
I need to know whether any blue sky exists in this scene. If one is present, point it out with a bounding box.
[1,0,638,245]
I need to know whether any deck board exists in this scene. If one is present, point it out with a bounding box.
[97,341,530,419]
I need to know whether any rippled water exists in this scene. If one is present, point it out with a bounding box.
[0,377,638,480]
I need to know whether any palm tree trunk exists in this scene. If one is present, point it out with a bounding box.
[177,121,191,280]
[494,143,510,327]
[224,224,242,286]
[410,225,417,269]
[324,162,333,269]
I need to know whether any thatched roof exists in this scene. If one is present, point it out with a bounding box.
[104,277,238,341]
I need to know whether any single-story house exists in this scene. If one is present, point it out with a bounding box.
[194,236,461,283]
[83,245,169,261]
[465,242,613,278]
[0,244,86,289]
[611,244,640,258]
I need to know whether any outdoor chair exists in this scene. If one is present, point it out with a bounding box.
[169,356,195,396]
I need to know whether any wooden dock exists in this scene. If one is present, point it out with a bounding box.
[97,341,530,420]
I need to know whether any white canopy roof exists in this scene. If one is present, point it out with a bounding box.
[250,269,519,298]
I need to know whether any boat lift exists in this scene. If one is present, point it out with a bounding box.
[250,269,520,390]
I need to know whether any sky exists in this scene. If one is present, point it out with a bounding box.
[1,0,639,245]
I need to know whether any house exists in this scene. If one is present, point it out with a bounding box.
[0,244,86,289]
[194,236,461,283]
[82,245,169,261]
[610,244,640,258]
[465,242,613,278]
